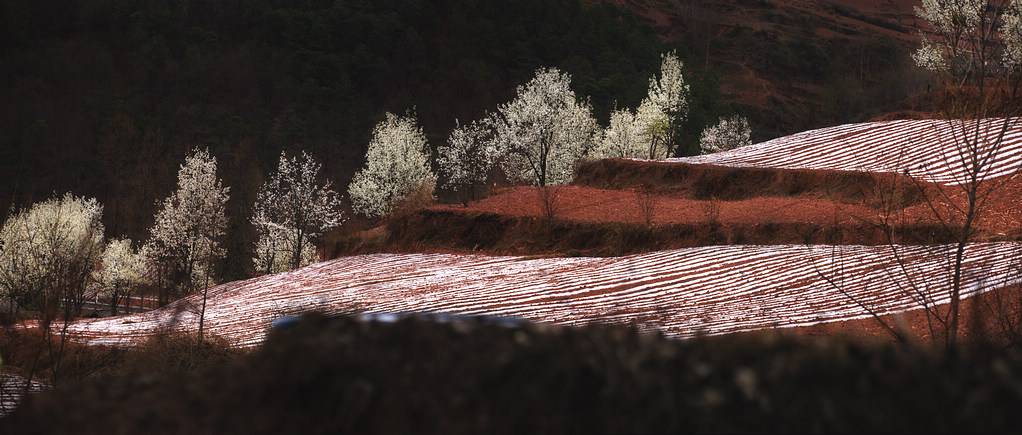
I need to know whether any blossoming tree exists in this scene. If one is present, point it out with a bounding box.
[349,112,437,218]
[252,151,345,274]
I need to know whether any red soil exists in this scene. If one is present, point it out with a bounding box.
[434,185,875,227]
[789,283,1022,346]
[428,162,1022,241]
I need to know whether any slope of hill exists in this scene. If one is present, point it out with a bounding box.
[0,0,675,279]
[53,117,1022,348]
[668,118,1022,184]
[383,118,1022,255]
[598,0,929,140]
[62,242,1021,347]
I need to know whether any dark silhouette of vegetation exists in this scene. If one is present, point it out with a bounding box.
[5,314,1022,433]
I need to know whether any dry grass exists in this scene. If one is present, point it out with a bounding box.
[0,327,243,386]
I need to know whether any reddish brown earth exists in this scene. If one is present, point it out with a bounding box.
[588,0,930,136]
[426,161,1022,244]
[790,282,1022,347]
[406,159,1022,343]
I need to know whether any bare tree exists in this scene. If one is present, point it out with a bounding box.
[814,1,1022,348]
[908,0,1022,347]
[634,183,660,226]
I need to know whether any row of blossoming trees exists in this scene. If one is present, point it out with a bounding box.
[0,51,752,329]
[351,52,752,218]
[0,148,345,343]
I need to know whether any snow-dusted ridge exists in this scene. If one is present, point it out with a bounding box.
[662,118,1022,184]
[65,243,1022,347]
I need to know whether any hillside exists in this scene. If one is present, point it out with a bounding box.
[0,0,678,279]
[52,118,1022,348]
[383,118,1022,256]
[600,0,930,138]
[4,117,1022,428]
[61,242,1022,347]
[0,0,936,283]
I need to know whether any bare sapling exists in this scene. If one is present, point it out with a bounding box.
[536,185,561,221]
[634,183,659,226]
[702,195,721,225]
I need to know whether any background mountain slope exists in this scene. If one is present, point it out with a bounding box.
[0,0,930,278]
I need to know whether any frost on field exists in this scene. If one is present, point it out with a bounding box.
[349,111,437,218]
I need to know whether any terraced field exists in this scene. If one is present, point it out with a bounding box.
[64,243,1022,347]
[668,118,1022,184]
[56,117,1022,348]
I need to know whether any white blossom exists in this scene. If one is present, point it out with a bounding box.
[646,50,689,118]
[252,222,316,275]
[639,51,689,158]
[95,238,147,313]
[915,0,984,37]
[699,115,752,154]
[591,106,647,159]
[0,194,105,311]
[1004,0,1022,72]
[144,148,229,294]
[252,151,343,273]
[349,112,438,218]
[438,117,499,192]
[913,0,1019,79]
[912,37,950,73]
[635,97,673,159]
[492,67,598,186]
[98,238,146,294]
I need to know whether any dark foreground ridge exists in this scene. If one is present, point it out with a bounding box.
[5,314,1022,433]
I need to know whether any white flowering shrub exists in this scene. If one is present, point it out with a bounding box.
[252,151,344,274]
[0,194,105,313]
[635,98,672,159]
[349,112,437,218]
[593,52,689,160]
[493,67,597,186]
[699,115,752,154]
[438,117,499,197]
[144,148,229,297]
[646,50,689,118]
[638,51,689,158]
[252,222,316,275]
[97,238,147,314]
[592,107,647,159]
